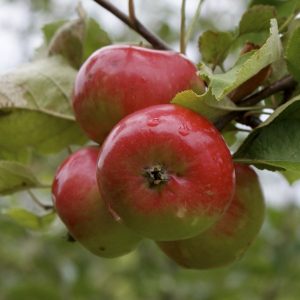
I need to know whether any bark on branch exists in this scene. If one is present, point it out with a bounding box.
[93,0,171,50]
[214,75,298,130]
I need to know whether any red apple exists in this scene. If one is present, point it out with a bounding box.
[72,45,205,143]
[52,147,141,258]
[96,104,235,241]
[157,164,265,269]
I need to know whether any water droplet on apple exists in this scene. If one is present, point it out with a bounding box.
[147,118,160,127]
[178,126,190,136]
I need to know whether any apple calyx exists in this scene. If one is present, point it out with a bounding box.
[143,164,169,188]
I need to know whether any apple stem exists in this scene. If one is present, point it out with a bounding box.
[93,0,171,51]
[27,190,54,211]
[144,165,169,188]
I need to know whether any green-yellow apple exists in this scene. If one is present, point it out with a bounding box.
[157,164,265,269]
[52,146,141,258]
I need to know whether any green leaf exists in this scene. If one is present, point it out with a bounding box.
[42,20,67,44]
[285,24,300,82]
[250,0,300,19]
[239,5,277,35]
[2,208,56,230]
[206,19,282,100]
[83,18,111,61]
[48,18,84,69]
[172,90,231,122]
[281,170,300,184]
[199,31,234,66]
[0,56,87,155]
[234,95,300,171]
[234,32,270,47]
[0,56,75,114]
[233,5,274,47]
[47,5,111,68]
[0,109,87,154]
[171,89,261,122]
[0,161,43,195]
[0,148,31,163]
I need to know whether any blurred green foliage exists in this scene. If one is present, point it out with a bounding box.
[0,205,300,300]
[1,1,300,299]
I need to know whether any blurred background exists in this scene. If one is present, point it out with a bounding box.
[1,0,300,299]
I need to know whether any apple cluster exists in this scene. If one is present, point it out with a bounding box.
[51,45,265,270]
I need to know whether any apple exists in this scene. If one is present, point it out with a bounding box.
[96,104,235,241]
[157,164,265,269]
[72,45,205,143]
[52,146,141,258]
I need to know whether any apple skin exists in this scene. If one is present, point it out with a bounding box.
[51,146,141,258]
[72,45,205,143]
[157,164,265,269]
[96,104,235,241]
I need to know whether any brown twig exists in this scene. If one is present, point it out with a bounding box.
[67,232,76,242]
[236,114,262,129]
[214,75,298,130]
[238,75,297,106]
[27,190,54,211]
[180,0,187,54]
[93,0,171,50]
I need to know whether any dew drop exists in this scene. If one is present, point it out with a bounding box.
[178,127,190,136]
[147,118,160,127]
